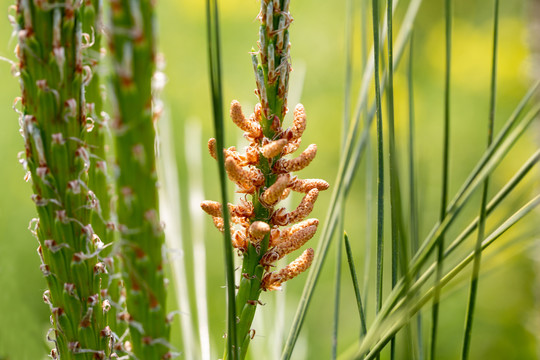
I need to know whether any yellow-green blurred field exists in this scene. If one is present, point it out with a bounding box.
[0,0,539,359]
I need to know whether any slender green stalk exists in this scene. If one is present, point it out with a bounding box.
[361,0,373,316]
[16,1,110,358]
[344,233,368,336]
[108,0,170,357]
[332,235,343,360]
[431,1,452,357]
[372,0,385,324]
[462,2,499,357]
[334,0,355,355]
[407,33,423,360]
[206,0,237,358]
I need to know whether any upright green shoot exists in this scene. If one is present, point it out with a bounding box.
[205,0,237,358]
[108,0,171,357]
[461,1,499,358]
[431,0,452,357]
[15,1,111,358]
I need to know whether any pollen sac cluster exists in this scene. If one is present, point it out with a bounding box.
[202,100,328,291]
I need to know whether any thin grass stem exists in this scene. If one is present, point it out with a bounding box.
[344,233,368,336]
[205,1,237,358]
[461,1,499,357]
[431,0,452,357]
[407,32,424,360]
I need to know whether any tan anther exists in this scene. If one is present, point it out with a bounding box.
[272,188,319,225]
[208,138,217,160]
[225,157,263,193]
[201,200,254,219]
[248,221,271,245]
[289,177,329,193]
[262,138,288,159]
[212,216,224,232]
[273,218,319,247]
[273,222,317,259]
[274,144,317,173]
[230,100,262,138]
[291,104,307,140]
[201,200,222,218]
[261,174,290,206]
[261,248,314,291]
[283,139,301,155]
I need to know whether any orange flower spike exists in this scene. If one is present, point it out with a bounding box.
[261,138,288,159]
[248,221,271,246]
[230,100,262,138]
[261,173,290,206]
[289,177,329,193]
[262,248,314,291]
[274,144,317,173]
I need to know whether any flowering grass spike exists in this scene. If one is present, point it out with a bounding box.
[201,1,327,358]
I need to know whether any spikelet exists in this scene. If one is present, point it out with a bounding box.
[261,248,314,291]
[230,100,262,139]
[261,138,288,158]
[289,177,329,193]
[272,188,319,226]
[274,144,317,173]
[260,173,290,206]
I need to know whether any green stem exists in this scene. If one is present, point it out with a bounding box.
[108,0,170,357]
[461,1,499,358]
[17,1,110,358]
[431,0,452,358]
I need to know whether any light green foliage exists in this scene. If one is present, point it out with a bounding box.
[15,0,110,358]
[108,0,171,358]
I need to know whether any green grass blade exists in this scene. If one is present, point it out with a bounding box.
[205,1,237,358]
[407,32,424,360]
[333,0,356,355]
[372,0,385,320]
[281,2,424,357]
[332,234,343,360]
[445,149,540,257]
[356,193,540,359]
[461,1,499,357]
[344,233,368,336]
[431,0,452,357]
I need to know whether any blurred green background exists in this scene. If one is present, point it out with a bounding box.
[1,0,539,359]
